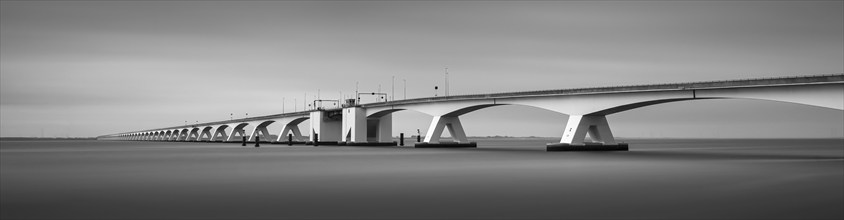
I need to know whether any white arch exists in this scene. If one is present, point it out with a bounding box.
[210,125,230,142]
[197,126,214,141]
[186,128,200,141]
[226,123,249,142]
[178,128,190,141]
[248,120,275,142]
[276,117,309,142]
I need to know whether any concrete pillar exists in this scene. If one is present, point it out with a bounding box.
[368,114,392,142]
[423,116,468,143]
[198,127,213,141]
[187,128,200,141]
[248,125,272,142]
[310,111,342,142]
[342,107,367,142]
[169,131,179,141]
[226,124,248,142]
[179,130,190,141]
[276,124,304,142]
[210,126,229,142]
[560,115,616,145]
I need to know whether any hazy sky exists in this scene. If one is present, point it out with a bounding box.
[1,1,842,138]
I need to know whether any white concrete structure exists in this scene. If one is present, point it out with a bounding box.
[99,74,844,150]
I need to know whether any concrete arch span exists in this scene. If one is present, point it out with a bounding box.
[276,117,309,142]
[210,125,230,142]
[186,128,201,141]
[248,120,276,142]
[226,123,250,142]
[178,128,190,141]
[197,126,214,141]
[361,83,843,145]
[169,129,181,141]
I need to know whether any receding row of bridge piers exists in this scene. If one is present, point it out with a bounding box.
[105,107,629,151]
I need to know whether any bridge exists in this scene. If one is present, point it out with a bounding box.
[98,74,844,151]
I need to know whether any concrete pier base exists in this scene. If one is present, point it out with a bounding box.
[546,143,629,151]
[415,142,477,148]
[339,142,398,146]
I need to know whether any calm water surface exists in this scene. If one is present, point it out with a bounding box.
[1,139,842,220]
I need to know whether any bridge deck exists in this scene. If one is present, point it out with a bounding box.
[362,74,844,108]
[109,74,843,135]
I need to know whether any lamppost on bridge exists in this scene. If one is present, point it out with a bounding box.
[445,67,449,96]
[392,76,395,101]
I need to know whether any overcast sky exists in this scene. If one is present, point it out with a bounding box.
[1,1,842,138]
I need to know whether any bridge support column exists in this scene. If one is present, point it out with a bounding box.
[341,107,396,146]
[276,124,304,142]
[225,126,247,142]
[416,116,476,148]
[169,132,179,141]
[180,131,189,141]
[369,114,393,143]
[248,126,272,142]
[187,129,200,142]
[548,115,627,151]
[310,111,342,145]
[209,127,228,142]
[342,107,367,143]
[197,128,212,142]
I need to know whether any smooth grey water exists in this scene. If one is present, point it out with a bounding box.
[1,139,842,220]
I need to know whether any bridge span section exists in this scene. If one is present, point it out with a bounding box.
[100,74,844,151]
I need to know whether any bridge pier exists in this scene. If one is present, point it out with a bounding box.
[169,130,180,141]
[210,126,228,142]
[276,124,305,142]
[248,122,274,143]
[342,107,367,143]
[197,127,213,141]
[416,116,476,148]
[547,115,628,151]
[341,107,396,146]
[309,111,342,145]
[225,124,249,142]
[187,128,200,141]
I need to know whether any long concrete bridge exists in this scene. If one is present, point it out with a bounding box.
[99,74,844,151]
